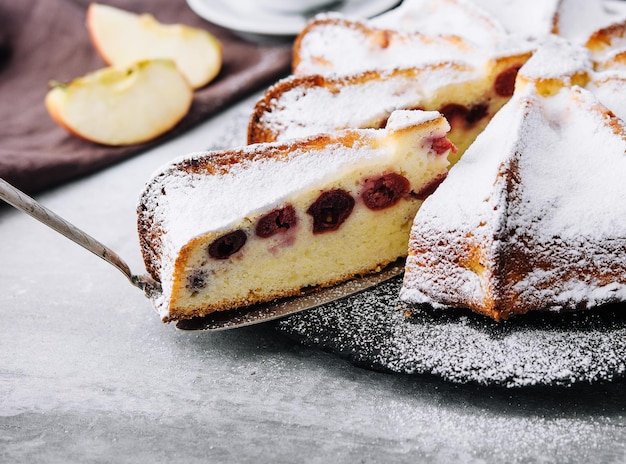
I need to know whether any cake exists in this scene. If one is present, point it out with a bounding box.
[369,0,508,44]
[140,0,626,324]
[399,42,626,320]
[248,53,530,166]
[138,110,454,322]
[251,0,626,166]
[470,0,626,43]
[249,0,537,167]
[292,14,496,77]
[586,21,626,70]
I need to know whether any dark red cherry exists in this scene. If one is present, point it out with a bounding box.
[439,103,468,123]
[465,103,488,124]
[208,230,247,259]
[362,173,410,210]
[430,137,458,156]
[307,189,355,233]
[256,205,297,238]
[440,103,488,126]
[494,66,521,97]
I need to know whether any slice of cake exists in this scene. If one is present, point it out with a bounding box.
[138,110,454,322]
[250,0,540,171]
[292,15,493,77]
[400,81,626,321]
[248,51,529,166]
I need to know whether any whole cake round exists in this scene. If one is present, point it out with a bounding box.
[138,0,626,358]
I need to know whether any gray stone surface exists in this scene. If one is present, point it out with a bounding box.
[1,97,626,463]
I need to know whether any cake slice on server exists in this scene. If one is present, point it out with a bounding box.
[137,110,453,322]
[399,77,626,321]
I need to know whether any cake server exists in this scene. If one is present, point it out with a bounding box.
[0,177,161,299]
[0,177,403,331]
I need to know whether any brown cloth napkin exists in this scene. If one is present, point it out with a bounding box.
[0,0,292,194]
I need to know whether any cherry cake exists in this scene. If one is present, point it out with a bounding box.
[137,110,454,322]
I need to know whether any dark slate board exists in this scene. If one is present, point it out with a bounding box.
[277,275,626,388]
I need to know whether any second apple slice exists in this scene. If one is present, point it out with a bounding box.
[45,59,193,146]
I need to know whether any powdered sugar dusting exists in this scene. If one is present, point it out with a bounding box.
[590,73,626,122]
[295,17,488,75]
[386,109,442,129]
[146,135,374,245]
[296,0,536,78]
[412,82,626,243]
[277,275,626,388]
[512,87,626,238]
[258,63,478,141]
[555,0,626,43]
[399,70,626,317]
[472,0,626,43]
[477,0,558,39]
[371,0,508,46]
[517,35,592,82]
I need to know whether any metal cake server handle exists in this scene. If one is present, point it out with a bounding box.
[0,177,161,298]
[0,177,403,331]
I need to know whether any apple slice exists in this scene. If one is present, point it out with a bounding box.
[45,59,193,146]
[86,3,222,89]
